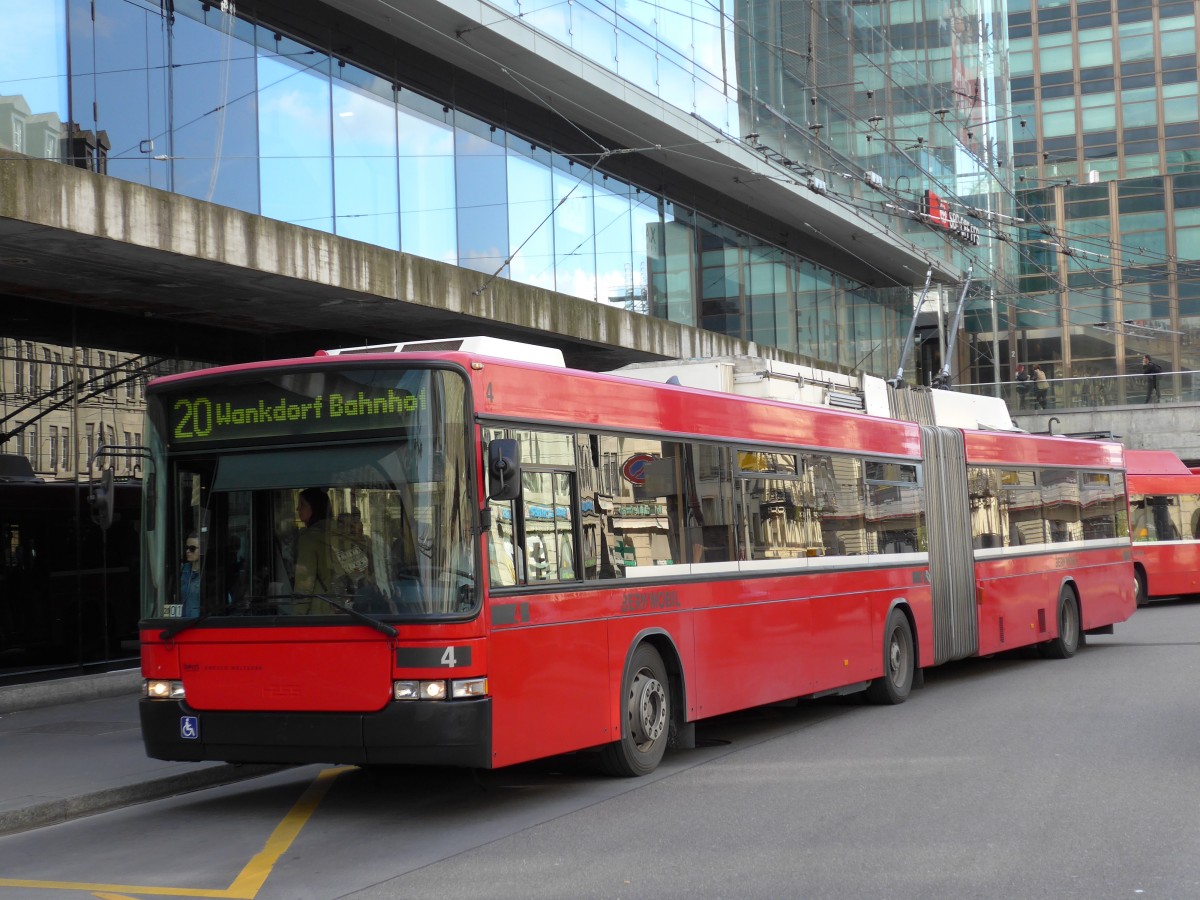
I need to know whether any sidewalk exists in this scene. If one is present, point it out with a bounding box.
[0,670,282,836]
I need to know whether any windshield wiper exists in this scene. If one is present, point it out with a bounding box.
[293,593,399,639]
[160,614,211,641]
[159,595,400,640]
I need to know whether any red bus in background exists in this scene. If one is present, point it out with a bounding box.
[134,339,1136,776]
[1126,449,1200,605]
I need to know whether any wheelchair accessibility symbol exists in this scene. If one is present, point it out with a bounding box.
[180,716,200,740]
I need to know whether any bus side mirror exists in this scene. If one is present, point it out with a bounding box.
[488,439,521,501]
[89,468,115,530]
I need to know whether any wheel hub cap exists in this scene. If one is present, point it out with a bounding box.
[632,671,667,745]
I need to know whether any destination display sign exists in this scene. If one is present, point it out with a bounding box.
[160,372,432,447]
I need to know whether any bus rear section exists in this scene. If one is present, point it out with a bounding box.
[959,430,1135,657]
[1126,449,1200,604]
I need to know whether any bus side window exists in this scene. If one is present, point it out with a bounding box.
[487,500,520,587]
[1150,497,1179,541]
[521,471,577,582]
[1042,468,1082,543]
[865,461,922,554]
[693,444,735,562]
[582,434,629,579]
[1080,472,1120,540]
[599,433,685,572]
[1129,501,1150,541]
[1002,470,1043,546]
[809,453,865,556]
[737,449,817,561]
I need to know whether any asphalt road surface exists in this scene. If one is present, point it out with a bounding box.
[2,600,1199,900]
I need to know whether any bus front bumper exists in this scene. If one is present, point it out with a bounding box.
[139,697,493,768]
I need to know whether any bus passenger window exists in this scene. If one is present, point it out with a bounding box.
[596,434,691,573]
[557,531,575,579]
[521,470,577,584]
[969,467,1003,549]
[527,535,551,581]
[487,501,519,587]
[1151,497,1180,542]
[1080,472,1121,540]
[1001,469,1043,547]
[735,450,808,560]
[1042,469,1082,544]
[693,444,734,562]
[808,454,865,556]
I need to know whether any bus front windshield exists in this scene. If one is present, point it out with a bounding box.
[144,367,475,622]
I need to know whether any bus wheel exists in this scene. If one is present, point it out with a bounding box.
[1042,587,1080,659]
[600,643,671,777]
[865,609,914,705]
[1135,570,1148,607]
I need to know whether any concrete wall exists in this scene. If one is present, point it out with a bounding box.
[0,149,811,371]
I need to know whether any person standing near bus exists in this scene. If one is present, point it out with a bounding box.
[180,533,202,617]
[293,487,344,612]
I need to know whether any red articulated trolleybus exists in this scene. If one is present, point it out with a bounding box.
[1126,449,1200,605]
[136,338,1136,776]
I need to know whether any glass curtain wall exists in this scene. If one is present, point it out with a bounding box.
[0,2,68,163]
[1006,0,1200,397]
[0,0,935,379]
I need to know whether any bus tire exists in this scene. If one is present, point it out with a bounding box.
[1135,570,1148,607]
[1042,587,1080,659]
[600,643,671,777]
[865,608,914,705]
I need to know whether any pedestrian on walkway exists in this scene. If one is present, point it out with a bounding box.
[1032,364,1049,409]
[1143,354,1162,403]
[1014,364,1030,409]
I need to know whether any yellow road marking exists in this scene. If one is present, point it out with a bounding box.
[225,766,349,897]
[0,767,349,898]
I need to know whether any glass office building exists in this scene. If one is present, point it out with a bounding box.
[999,0,1200,399]
[0,0,1016,382]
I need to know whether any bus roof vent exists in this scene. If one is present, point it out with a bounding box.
[319,336,565,367]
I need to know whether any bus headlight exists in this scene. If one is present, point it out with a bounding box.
[393,679,488,700]
[145,679,185,700]
[421,681,447,700]
[393,680,447,700]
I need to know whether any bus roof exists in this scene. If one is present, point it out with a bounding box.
[144,342,1119,468]
[1125,449,1192,476]
[963,429,1125,470]
[1125,449,1200,494]
[316,336,566,368]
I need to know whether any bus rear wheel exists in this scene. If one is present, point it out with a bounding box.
[1135,570,1148,607]
[865,608,914,705]
[600,643,671,777]
[1042,587,1080,659]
